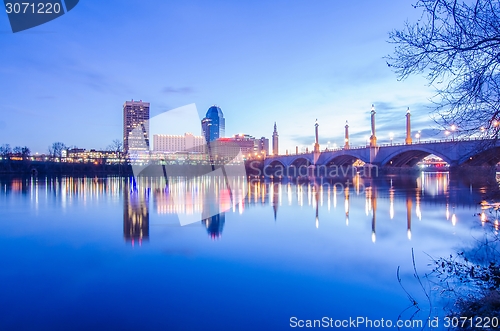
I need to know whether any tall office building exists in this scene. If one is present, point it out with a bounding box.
[201,117,212,143]
[201,105,225,142]
[123,100,150,153]
[272,122,279,155]
[255,137,270,156]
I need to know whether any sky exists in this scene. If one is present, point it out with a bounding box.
[0,0,441,154]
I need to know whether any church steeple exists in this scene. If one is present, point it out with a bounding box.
[272,122,279,155]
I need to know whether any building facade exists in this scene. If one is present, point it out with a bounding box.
[63,148,123,164]
[209,134,259,160]
[123,100,150,153]
[153,133,206,153]
[201,105,225,142]
[255,137,270,156]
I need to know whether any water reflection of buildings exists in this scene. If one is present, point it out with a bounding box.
[123,185,149,244]
[151,176,235,238]
[1,171,497,243]
[202,213,225,239]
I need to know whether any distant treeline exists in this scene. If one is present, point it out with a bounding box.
[0,160,133,176]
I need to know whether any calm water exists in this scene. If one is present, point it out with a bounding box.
[0,173,495,330]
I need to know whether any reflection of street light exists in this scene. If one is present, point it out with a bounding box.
[415,130,421,143]
[389,132,394,145]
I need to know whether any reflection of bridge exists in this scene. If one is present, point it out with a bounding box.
[265,138,500,168]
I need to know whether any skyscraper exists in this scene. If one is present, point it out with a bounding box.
[201,105,225,142]
[123,100,150,153]
[201,117,212,143]
[272,122,279,155]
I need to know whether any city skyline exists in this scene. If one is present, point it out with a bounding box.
[1,1,439,154]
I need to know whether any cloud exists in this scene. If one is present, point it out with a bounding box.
[162,86,194,94]
[289,134,315,146]
[370,101,436,130]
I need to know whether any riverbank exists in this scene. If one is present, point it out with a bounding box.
[0,160,132,176]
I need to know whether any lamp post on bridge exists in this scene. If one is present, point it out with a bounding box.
[405,107,412,145]
[314,119,320,153]
[445,130,450,140]
[369,105,377,147]
[344,120,349,150]
[389,132,394,146]
[415,131,421,143]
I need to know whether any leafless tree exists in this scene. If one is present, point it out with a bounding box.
[387,0,500,137]
[0,144,12,160]
[48,142,66,161]
[20,146,30,160]
[11,146,31,161]
[107,139,123,153]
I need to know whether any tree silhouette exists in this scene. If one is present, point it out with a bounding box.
[0,144,12,160]
[107,139,123,153]
[48,142,66,161]
[387,0,500,137]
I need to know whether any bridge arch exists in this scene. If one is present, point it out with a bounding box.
[380,147,453,167]
[323,153,368,166]
[263,156,313,177]
[263,159,287,177]
[286,156,313,167]
[267,159,286,168]
[459,146,500,166]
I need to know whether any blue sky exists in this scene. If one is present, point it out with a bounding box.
[0,0,439,154]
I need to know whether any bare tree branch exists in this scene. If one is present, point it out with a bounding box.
[387,0,500,137]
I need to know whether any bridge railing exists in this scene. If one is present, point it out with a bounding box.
[267,136,492,157]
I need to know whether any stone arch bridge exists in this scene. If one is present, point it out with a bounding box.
[264,139,500,170]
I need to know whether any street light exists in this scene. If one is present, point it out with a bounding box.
[389,132,394,146]
[415,130,421,143]
[445,130,450,140]
[450,124,457,141]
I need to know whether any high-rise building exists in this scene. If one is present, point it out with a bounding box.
[272,122,279,155]
[201,117,212,143]
[123,100,150,153]
[201,105,225,142]
[255,137,270,156]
